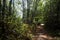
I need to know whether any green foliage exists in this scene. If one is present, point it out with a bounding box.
[0,0,31,40]
[44,0,60,37]
[0,0,60,40]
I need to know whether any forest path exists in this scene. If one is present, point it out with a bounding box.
[32,34,54,40]
[32,24,54,40]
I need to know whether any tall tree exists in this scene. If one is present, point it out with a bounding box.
[22,0,26,23]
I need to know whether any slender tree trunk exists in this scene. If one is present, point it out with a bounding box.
[22,0,25,22]
[27,0,30,24]
[1,0,6,40]
[9,0,12,15]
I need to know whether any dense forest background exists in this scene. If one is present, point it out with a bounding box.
[0,0,60,40]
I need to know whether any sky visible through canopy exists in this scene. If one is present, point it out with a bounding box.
[14,0,46,18]
[15,0,27,18]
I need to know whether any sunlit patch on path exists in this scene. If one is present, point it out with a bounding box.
[32,23,54,40]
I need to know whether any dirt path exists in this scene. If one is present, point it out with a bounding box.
[32,34,54,40]
[32,24,54,40]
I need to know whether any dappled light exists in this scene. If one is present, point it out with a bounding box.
[0,0,60,40]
